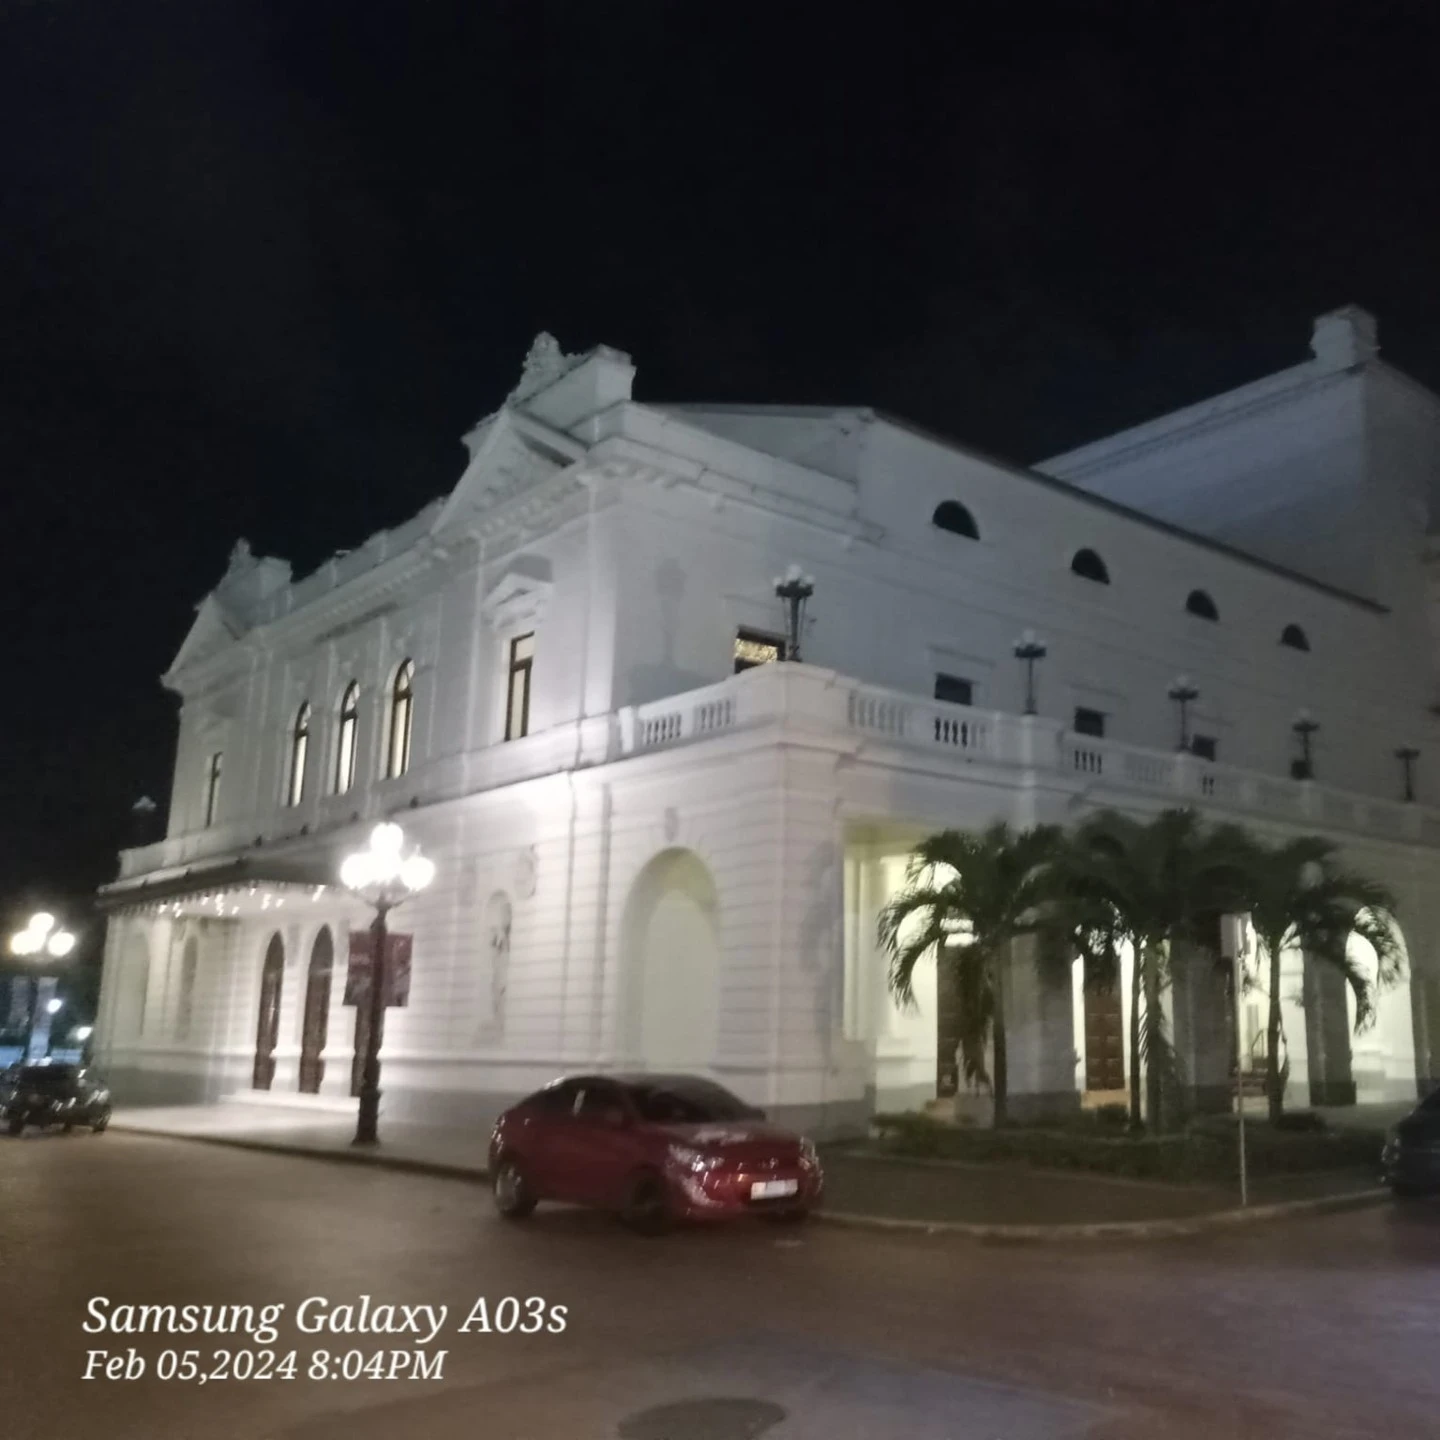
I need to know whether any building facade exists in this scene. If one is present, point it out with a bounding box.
[96,312,1440,1134]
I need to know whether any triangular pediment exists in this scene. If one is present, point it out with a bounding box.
[434,407,585,538]
[166,595,242,681]
[480,555,554,630]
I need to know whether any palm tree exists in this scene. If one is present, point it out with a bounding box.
[1237,834,1402,1123]
[878,823,1062,1127]
[1045,809,1250,1133]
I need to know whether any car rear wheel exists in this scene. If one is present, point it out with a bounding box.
[492,1158,536,1219]
[91,1114,109,1134]
[621,1173,672,1236]
[6,1117,23,1137]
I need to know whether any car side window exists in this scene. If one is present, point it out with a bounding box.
[527,1083,579,1116]
[574,1084,625,1122]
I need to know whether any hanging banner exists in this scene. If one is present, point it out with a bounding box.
[343,931,413,1008]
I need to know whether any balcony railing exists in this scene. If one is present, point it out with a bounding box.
[117,663,1439,879]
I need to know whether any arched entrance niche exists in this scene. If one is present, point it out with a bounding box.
[298,927,333,1094]
[252,933,285,1091]
[113,932,151,1041]
[1344,909,1413,1104]
[619,849,721,1070]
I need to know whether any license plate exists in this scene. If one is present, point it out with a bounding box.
[751,1179,798,1200]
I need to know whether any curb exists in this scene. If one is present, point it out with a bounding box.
[111,1125,1388,1240]
[816,1187,1389,1242]
[111,1123,489,1185]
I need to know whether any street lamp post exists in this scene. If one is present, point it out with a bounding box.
[1167,675,1200,752]
[339,823,434,1147]
[773,564,815,663]
[1012,630,1047,716]
[1292,710,1320,781]
[1395,746,1420,804]
[8,912,76,1059]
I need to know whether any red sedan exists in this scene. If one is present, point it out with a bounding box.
[488,1074,822,1233]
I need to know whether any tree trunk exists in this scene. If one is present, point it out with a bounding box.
[992,973,1009,1129]
[1266,934,1285,1124]
[1128,941,1144,1131]
[1143,944,1164,1133]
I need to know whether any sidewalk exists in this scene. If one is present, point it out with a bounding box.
[111,1103,1387,1238]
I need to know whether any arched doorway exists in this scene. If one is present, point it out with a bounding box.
[252,934,284,1091]
[1344,909,1412,1104]
[620,850,721,1070]
[298,928,333,1094]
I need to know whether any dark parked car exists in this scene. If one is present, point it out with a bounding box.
[1381,1087,1440,1195]
[0,1061,112,1136]
[488,1074,822,1232]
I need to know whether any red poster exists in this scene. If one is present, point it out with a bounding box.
[343,930,413,1008]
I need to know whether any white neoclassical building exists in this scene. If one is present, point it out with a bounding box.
[96,310,1440,1135]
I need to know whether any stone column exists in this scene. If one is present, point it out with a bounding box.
[1003,936,1079,1120]
[1170,943,1233,1115]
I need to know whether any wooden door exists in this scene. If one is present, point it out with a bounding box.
[252,935,285,1091]
[298,928,333,1094]
[1083,984,1125,1093]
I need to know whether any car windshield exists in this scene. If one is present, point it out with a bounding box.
[625,1079,761,1124]
[13,1065,78,1089]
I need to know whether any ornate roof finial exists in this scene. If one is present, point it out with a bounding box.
[509,331,576,403]
[226,538,254,575]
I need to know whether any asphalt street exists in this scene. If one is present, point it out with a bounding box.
[1,1132,1437,1439]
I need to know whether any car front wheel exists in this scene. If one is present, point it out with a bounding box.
[621,1172,672,1236]
[492,1158,536,1219]
[91,1114,109,1134]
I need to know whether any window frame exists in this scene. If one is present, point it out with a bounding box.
[504,633,534,742]
[733,626,787,673]
[1185,589,1220,622]
[334,681,360,794]
[203,750,223,827]
[288,701,311,807]
[385,660,415,779]
[1070,548,1111,584]
[932,500,980,541]
[933,672,974,707]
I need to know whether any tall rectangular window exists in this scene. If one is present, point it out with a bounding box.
[1073,707,1106,739]
[505,633,534,741]
[203,751,223,827]
[934,673,973,706]
[335,682,359,794]
[734,627,786,673]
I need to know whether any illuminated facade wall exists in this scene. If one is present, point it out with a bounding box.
[96,319,1440,1132]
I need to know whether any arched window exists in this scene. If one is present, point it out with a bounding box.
[1185,589,1219,622]
[1280,623,1310,652]
[1070,548,1110,584]
[288,702,310,807]
[386,660,414,779]
[932,500,980,540]
[334,682,359,794]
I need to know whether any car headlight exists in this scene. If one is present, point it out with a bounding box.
[667,1143,720,1171]
[94,1091,109,1104]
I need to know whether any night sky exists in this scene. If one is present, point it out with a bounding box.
[2,1,1439,971]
